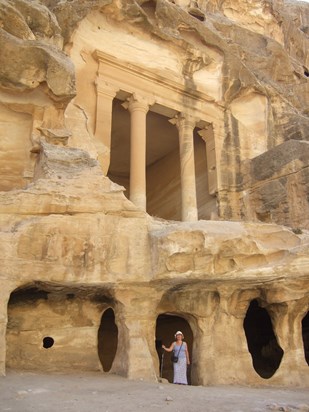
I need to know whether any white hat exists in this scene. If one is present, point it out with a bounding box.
[175,331,184,337]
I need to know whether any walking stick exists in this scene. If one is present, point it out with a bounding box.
[160,351,164,379]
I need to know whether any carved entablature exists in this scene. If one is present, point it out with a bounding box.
[92,50,222,125]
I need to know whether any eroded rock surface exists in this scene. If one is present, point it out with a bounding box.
[0,0,308,388]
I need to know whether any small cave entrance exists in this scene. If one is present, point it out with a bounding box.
[243,299,284,379]
[97,308,118,372]
[155,313,193,384]
[302,312,309,365]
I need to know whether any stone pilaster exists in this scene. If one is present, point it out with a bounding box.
[94,79,118,175]
[198,127,217,196]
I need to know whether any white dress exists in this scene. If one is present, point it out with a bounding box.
[173,342,188,385]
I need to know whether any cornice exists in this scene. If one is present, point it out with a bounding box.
[93,50,219,105]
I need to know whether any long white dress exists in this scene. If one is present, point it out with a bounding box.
[173,342,188,385]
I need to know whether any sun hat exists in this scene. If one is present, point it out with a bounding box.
[175,331,184,337]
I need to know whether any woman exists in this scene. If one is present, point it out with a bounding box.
[162,331,190,385]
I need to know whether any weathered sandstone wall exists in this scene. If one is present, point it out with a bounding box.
[0,143,308,387]
[0,0,308,388]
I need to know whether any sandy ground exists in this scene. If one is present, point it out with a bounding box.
[0,371,308,412]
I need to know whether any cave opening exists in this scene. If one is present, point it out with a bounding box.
[97,308,118,372]
[243,299,284,379]
[302,312,309,365]
[155,313,193,384]
[6,283,117,372]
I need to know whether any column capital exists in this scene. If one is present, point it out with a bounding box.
[169,113,199,130]
[197,125,212,142]
[95,79,118,98]
[122,93,155,113]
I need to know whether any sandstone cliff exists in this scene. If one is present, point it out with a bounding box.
[0,0,308,387]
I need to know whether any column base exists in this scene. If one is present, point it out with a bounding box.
[182,208,198,222]
[130,194,146,212]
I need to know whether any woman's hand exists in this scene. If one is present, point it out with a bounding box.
[162,344,166,350]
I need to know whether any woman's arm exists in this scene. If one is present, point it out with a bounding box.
[185,343,190,365]
[162,342,174,352]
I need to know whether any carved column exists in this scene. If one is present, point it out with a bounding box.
[94,80,118,175]
[170,114,198,222]
[122,94,152,211]
[267,299,309,386]
[112,287,160,381]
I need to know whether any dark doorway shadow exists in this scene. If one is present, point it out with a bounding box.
[244,299,284,378]
[98,308,118,372]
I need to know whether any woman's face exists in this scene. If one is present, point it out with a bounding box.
[176,333,183,341]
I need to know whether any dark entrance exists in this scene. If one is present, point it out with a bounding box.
[244,299,284,378]
[98,308,118,372]
[302,312,309,365]
[155,313,193,384]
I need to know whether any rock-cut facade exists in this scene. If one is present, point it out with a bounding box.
[0,0,308,387]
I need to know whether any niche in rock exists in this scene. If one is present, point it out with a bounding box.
[43,336,54,349]
[7,284,106,372]
[243,299,284,379]
[98,308,118,372]
[302,312,309,365]
[155,313,193,384]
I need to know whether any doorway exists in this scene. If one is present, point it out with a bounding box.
[155,313,193,384]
